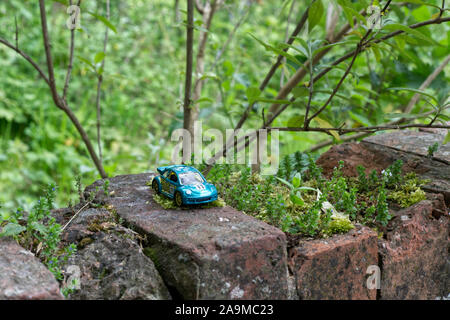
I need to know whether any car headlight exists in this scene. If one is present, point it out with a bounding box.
[185,190,192,195]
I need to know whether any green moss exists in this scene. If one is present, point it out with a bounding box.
[324,216,354,236]
[153,194,178,209]
[143,247,162,270]
[152,193,226,210]
[387,173,428,208]
[388,188,426,208]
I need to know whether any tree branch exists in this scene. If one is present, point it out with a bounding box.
[183,0,195,131]
[185,0,220,134]
[63,0,81,101]
[266,8,368,119]
[203,12,450,171]
[0,37,50,86]
[210,0,252,71]
[38,0,107,178]
[95,0,110,164]
[268,123,450,133]
[195,0,205,14]
[233,6,310,131]
[306,54,450,152]
[404,54,450,113]
[39,0,61,107]
[280,0,296,88]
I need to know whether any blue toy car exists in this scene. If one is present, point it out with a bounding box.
[151,165,218,206]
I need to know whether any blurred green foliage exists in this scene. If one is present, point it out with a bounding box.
[0,0,449,213]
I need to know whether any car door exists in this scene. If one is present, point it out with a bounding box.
[167,171,179,196]
[161,170,172,195]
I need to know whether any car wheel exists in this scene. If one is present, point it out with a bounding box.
[152,179,160,194]
[174,192,183,207]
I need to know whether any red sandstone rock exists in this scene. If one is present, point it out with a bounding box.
[0,238,63,300]
[379,199,449,299]
[364,130,449,163]
[316,132,450,204]
[316,131,450,299]
[85,173,288,300]
[288,225,378,300]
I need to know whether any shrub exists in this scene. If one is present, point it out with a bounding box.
[0,185,76,281]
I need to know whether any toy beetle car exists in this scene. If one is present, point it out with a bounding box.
[151,165,218,206]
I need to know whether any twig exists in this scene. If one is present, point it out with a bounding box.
[404,54,450,113]
[210,0,252,71]
[96,0,110,164]
[266,8,368,119]
[186,0,220,134]
[268,124,450,133]
[0,38,50,85]
[63,0,81,101]
[195,0,205,14]
[0,0,107,178]
[305,1,391,126]
[280,0,296,88]
[203,16,450,169]
[305,40,362,126]
[39,0,60,106]
[14,16,18,49]
[62,201,91,231]
[233,6,310,132]
[39,0,107,178]
[304,42,314,129]
[183,0,195,132]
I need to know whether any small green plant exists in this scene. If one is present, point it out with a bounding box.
[276,172,319,207]
[357,165,368,192]
[0,185,76,281]
[376,182,391,226]
[75,176,84,201]
[427,142,439,157]
[368,169,379,188]
[103,179,110,196]
[383,160,403,187]
[278,151,310,181]
[61,276,80,298]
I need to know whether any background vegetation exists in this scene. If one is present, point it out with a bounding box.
[0,0,449,213]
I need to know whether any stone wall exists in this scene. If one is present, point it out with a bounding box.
[0,130,448,300]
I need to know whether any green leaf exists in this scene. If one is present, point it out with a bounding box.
[87,11,118,34]
[276,176,294,189]
[312,40,359,57]
[313,117,341,141]
[94,52,105,64]
[76,56,95,72]
[255,98,292,104]
[308,0,324,32]
[249,34,307,69]
[383,23,439,46]
[287,115,305,127]
[195,97,214,104]
[0,223,26,237]
[292,173,302,188]
[443,131,450,145]
[392,0,441,10]
[349,111,371,126]
[30,221,47,235]
[246,86,261,105]
[291,193,304,206]
[292,86,309,98]
[371,45,381,62]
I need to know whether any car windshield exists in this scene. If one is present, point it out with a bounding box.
[179,172,204,185]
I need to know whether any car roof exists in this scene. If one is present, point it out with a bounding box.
[162,165,199,174]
